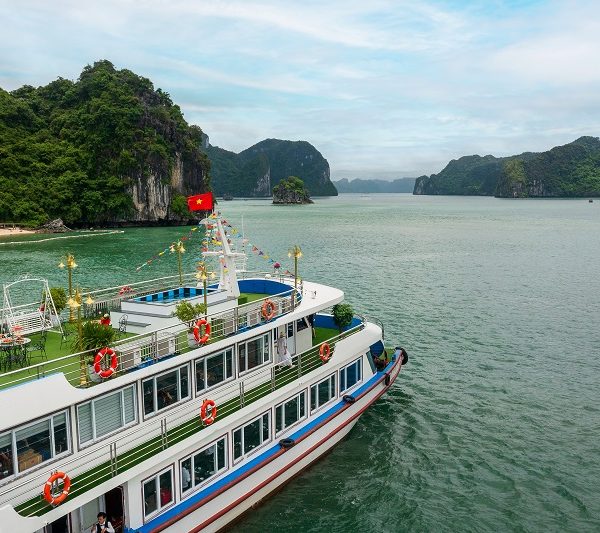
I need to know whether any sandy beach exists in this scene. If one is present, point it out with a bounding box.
[0,227,35,237]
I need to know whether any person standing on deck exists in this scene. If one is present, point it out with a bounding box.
[276,332,293,367]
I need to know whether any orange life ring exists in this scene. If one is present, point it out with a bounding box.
[200,399,217,425]
[261,299,277,321]
[43,471,71,505]
[93,347,118,378]
[193,319,211,344]
[319,342,331,363]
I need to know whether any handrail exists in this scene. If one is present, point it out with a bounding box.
[0,283,301,391]
[1,319,365,516]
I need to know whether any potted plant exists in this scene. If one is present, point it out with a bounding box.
[80,321,117,381]
[173,301,207,347]
[332,303,354,332]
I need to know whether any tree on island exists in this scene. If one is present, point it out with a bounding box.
[272,176,313,204]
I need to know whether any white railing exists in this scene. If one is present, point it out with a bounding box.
[0,286,299,391]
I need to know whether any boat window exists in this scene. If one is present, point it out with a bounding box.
[275,390,307,435]
[77,385,137,446]
[0,410,71,478]
[340,358,362,393]
[195,348,234,393]
[142,364,190,417]
[180,436,227,495]
[237,333,270,374]
[310,374,337,412]
[143,466,174,520]
[296,317,309,332]
[233,412,270,461]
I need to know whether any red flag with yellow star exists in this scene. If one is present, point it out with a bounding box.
[187,192,214,211]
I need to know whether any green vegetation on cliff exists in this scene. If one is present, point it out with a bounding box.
[205,139,337,197]
[414,137,600,197]
[0,60,210,226]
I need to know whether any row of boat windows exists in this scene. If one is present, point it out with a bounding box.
[0,349,362,484]
[142,360,362,522]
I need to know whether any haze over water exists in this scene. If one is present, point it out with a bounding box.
[1,195,599,532]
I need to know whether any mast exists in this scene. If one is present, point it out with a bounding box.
[201,214,244,298]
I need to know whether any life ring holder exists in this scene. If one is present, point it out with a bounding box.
[200,399,217,425]
[261,299,277,321]
[93,347,118,379]
[193,319,211,344]
[43,471,71,506]
[319,342,331,363]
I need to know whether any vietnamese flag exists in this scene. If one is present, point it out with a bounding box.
[187,192,214,211]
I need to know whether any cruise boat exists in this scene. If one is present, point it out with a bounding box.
[0,213,407,533]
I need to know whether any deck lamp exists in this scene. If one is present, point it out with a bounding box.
[288,245,302,309]
[59,253,77,322]
[196,262,215,318]
[171,241,186,286]
[67,287,88,386]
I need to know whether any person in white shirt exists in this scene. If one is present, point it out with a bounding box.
[276,332,293,367]
[91,512,115,533]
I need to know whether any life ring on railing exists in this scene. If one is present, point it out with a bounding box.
[200,399,217,425]
[193,319,211,344]
[261,299,277,321]
[319,342,331,363]
[43,471,71,506]
[93,347,118,379]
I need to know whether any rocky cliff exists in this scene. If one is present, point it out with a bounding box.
[414,137,600,197]
[0,60,210,227]
[204,138,337,197]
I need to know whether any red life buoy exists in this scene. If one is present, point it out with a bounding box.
[261,299,277,321]
[93,347,118,378]
[193,319,211,344]
[43,471,71,506]
[319,342,331,363]
[200,399,217,425]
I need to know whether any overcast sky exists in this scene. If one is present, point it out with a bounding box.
[1,0,599,179]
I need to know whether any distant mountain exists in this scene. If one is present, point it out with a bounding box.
[414,137,600,197]
[334,177,416,193]
[204,138,337,197]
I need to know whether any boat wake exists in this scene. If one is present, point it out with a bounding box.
[0,230,124,246]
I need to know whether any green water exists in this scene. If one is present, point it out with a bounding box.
[1,195,599,532]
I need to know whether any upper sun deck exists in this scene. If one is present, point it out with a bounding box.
[0,271,344,399]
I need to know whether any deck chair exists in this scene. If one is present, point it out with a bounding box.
[26,330,47,364]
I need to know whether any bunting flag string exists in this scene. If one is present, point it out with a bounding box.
[135,226,200,272]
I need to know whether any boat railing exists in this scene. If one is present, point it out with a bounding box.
[1,318,365,516]
[0,284,301,391]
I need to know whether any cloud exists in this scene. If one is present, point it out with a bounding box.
[1,0,600,176]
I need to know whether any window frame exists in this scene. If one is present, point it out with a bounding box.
[339,358,363,393]
[141,464,175,522]
[237,333,271,376]
[232,410,271,463]
[310,373,337,413]
[76,384,138,449]
[179,435,228,498]
[0,409,71,481]
[194,347,235,396]
[274,390,307,437]
[142,363,191,419]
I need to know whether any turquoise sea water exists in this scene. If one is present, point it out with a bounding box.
[1,195,599,532]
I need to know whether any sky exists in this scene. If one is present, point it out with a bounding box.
[1,0,600,179]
